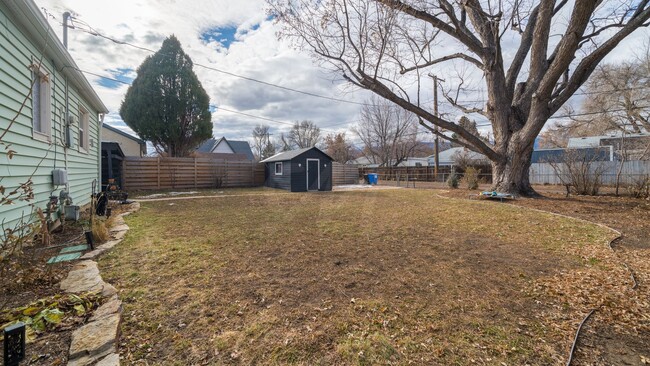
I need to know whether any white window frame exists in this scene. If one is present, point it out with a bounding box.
[274,162,283,175]
[78,107,90,153]
[31,64,51,141]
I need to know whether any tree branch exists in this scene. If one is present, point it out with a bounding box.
[399,52,483,74]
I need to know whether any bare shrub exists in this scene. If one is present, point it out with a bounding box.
[627,175,650,199]
[447,173,459,189]
[547,149,607,196]
[464,167,480,190]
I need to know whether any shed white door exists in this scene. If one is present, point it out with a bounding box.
[307,159,320,191]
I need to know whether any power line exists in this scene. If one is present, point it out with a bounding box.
[64,18,372,107]
[73,67,356,132]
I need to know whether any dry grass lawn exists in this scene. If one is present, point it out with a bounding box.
[101,189,624,365]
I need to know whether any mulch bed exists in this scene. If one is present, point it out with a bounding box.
[1,201,130,365]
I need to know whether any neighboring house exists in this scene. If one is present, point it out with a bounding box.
[260,147,333,192]
[101,123,146,157]
[568,132,650,160]
[428,147,489,167]
[531,147,613,163]
[196,137,254,160]
[349,156,380,168]
[0,0,108,232]
[397,157,429,167]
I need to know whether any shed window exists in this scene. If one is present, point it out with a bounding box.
[79,108,90,152]
[31,66,51,140]
[275,162,283,175]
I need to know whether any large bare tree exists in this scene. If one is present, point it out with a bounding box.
[354,95,421,166]
[282,120,322,149]
[269,0,650,195]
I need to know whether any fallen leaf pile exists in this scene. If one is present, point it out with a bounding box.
[0,292,103,342]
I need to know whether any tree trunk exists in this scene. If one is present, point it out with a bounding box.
[491,143,537,196]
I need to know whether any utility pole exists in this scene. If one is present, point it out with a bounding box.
[62,12,71,48]
[428,74,444,181]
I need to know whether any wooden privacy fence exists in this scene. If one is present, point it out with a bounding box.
[332,163,360,185]
[123,157,265,190]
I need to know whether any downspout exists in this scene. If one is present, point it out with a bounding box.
[99,113,104,184]
[62,11,70,177]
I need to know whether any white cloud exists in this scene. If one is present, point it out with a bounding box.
[35,0,367,142]
[34,0,649,143]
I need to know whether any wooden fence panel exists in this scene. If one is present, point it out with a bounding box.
[123,157,265,190]
[332,163,360,185]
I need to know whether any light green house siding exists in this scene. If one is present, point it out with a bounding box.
[0,0,107,234]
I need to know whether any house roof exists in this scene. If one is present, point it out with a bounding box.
[102,123,145,145]
[196,138,218,153]
[195,137,255,160]
[5,0,107,114]
[428,147,488,165]
[227,140,255,160]
[568,132,650,148]
[260,146,332,163]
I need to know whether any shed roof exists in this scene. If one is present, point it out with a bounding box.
[260,146,332,163]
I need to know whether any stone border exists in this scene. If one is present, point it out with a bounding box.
[60,202,140,366]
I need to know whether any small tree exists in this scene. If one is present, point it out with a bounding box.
[252,124,273,161]
[120,35,212,157]
[324,133,354,163]
[287,120,322,149]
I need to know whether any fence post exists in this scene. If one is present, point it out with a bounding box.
[194,158,198,189]
[157,157,161,189]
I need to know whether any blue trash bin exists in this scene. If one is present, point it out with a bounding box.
[368,173,378,185]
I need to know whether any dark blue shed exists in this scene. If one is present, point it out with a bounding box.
[260,147,333,192]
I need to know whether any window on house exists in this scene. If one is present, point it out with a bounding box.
[31,67,51,140]
[79,108,90,152]
[275,162,283,175]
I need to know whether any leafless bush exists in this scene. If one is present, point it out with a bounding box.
[463,167,480,190]
[546,150,607,196]
[627,175,650,199]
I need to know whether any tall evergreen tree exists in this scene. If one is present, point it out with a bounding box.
[120,35,212,157]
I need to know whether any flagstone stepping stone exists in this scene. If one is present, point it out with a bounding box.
[60,261,116,297]
[67,313,120,365]
[95,353,119,366]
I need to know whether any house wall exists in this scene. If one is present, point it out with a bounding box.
[101,126,142,156]
[213,140,234,154]
[290,149,332,192]
[265,161,291,190]
[0,2,101,232]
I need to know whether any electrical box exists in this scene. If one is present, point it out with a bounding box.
[64,205,80,221]
[52,169,68,185]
